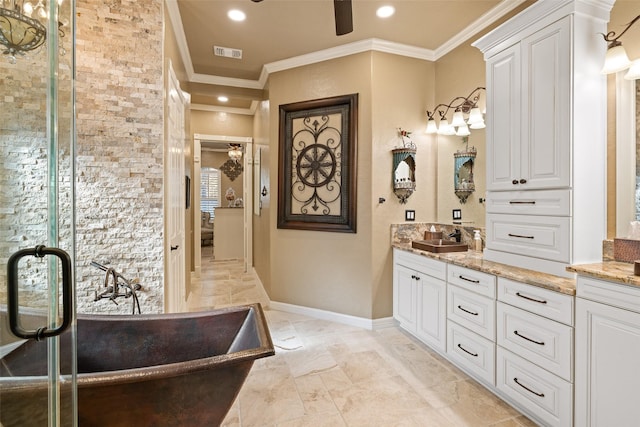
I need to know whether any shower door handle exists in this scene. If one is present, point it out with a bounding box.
[7,246,73,341]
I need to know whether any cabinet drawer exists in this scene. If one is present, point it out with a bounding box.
[486,213,570,262]
[447,265,496,299]
[486,189,570,216]
[393,248,446,281]
[448,285,495,341]
[497,347,573,427]
[577,276,640,314]
[447,322,495,386]
[498,278,574,326]
[497,302,573,381]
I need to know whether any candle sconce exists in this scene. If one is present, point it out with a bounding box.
[454,136,476,204]
[392,129,416,204]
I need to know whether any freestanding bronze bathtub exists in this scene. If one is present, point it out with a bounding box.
[0,303,274,426]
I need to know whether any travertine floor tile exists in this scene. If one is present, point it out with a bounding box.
[190,254,534,427]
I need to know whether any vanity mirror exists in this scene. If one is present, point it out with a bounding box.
[615,76,639,236]
[392,129,416,204]
[454,137,476,204]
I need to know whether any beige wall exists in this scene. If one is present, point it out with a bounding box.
[266,52,436,319]
[253,100,272,293]
[191,110,254,137]
[370,52,436,318]
[268,53,374,318]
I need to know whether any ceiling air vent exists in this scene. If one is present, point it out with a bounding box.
[213,46,242,59]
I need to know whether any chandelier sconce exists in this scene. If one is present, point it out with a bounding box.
[0,0,65,63]
[425,87,486,137]
[600,14,640,80]
[228,144,243,163]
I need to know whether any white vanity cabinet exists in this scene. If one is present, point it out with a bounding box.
[496,278,574,427]
[446,265,497,386]
[473,0,610,277]
[575,276,640,427]
[392,249,447,353]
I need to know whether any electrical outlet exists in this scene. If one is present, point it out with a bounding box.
[405,210,415,221]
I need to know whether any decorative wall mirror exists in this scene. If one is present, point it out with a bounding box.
[454,137,476,203]
[615,74,639,236]
[392,129,416,204]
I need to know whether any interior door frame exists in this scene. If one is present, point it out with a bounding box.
[165,62,189,313]
[193,134,253,276]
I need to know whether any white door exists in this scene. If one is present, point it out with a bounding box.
[166,64,188,312]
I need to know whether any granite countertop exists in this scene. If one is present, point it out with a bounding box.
[567,261,640,287]
[393,243,577,296]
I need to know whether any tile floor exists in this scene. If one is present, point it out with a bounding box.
[188,252,536,427]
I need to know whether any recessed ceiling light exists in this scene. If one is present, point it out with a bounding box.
[218,96,229,103]
[376,5,395,18]
[227,9,246,22]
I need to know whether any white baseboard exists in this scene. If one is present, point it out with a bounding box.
[269,301,395,331]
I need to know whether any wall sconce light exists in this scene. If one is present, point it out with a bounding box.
[228,144,243,162]
[601,14,640,80]
[425,87,486,136]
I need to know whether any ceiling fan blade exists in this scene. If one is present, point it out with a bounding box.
[334,0,353,36]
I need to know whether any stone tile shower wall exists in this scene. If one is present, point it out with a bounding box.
[75,0,164,314]
[0,8,74,310]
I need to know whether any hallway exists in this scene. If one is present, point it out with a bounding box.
[188,256,534,427]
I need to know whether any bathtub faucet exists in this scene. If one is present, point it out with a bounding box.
[92,261,142,314]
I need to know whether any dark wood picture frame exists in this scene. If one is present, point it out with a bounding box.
[278,94,358,233]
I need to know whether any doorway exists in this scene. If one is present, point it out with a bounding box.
[193,134,253,277]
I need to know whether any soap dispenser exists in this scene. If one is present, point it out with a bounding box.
[473,230,482,252]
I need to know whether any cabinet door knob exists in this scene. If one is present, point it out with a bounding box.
[415,276,420,281]
[519,178,527,184]
[512,179,519,185]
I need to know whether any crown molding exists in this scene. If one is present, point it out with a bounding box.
[190,73,263,89]
[435,0,527,59]
[167,0,536,95]
[165,0,195,79]
[190,101,258,115]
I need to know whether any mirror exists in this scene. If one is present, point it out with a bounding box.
[392,147,416,204]
[454,141,477,204]
[616,75,639,236]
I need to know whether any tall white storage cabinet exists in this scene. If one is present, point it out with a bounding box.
[473,0,613,277]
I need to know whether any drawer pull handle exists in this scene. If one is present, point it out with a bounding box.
[513,377,545,398]
[457,343,478,357]
[508,233,534,239]
[458,275,480,284]
[509,200,536,205]
[514,330,545,346]
[457,305,479,316]
[516,292,547,304]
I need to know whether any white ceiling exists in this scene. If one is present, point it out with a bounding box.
[168,0,531,113]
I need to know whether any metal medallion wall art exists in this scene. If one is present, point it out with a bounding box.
[278,94,358,233]
[392,128,416,204]
[220,159,243,181]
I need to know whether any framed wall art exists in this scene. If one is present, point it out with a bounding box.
[278,94,358,233]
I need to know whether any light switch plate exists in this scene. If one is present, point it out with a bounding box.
[452,209,462,220]
[405,210,415,221]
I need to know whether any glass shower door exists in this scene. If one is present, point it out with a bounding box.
[0,0,77,425]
